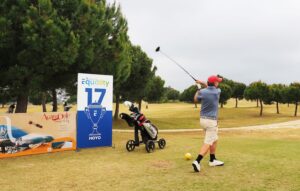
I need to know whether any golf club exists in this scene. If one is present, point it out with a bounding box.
[155,46,197,82]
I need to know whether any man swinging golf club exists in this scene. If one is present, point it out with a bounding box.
[155,47,224,171]
[192,75,224,172]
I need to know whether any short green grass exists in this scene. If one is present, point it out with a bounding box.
[0,129,299,191]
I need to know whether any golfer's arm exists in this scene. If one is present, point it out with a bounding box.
[196,80,207,88]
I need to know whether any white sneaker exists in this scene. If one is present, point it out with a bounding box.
[209,159,224,167]
[192,161,201,172]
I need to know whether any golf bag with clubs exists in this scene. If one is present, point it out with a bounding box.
[119,101,166,153]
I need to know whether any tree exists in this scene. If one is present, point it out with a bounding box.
[0,0,32,112]
[53,0,126,112]
[28,89,53,112]
[0,87,12,108]
[1,0,133,113]
[145,76,165,103]
[29,91,51,105]
[95,3,132,115]
[218,83,232,108]
[180,85,198,103]
[244,81,270,116]
[164,86,180,101]
[217,75,246,108]
[283,83,300,117]
[232,82,246,108]
[23,0,79,112]
[269,84,285,114]
[217,75,247,108]
[118,45,155,115]
[282,86,292,108]
[67,94,77,104]
[0,0,79,113]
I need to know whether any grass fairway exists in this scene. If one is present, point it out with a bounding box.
[1,100,299,129]
[0,129,299,191]
[114,99,300,129]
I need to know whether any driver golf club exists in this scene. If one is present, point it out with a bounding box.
[155,46,197,82]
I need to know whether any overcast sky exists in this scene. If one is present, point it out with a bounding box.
[107,0,300,91]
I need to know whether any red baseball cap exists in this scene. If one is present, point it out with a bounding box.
[208,75,223,83]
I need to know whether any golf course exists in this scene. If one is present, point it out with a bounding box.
[1,0,300,191]
[1,101,300,191]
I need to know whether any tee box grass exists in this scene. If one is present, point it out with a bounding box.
[0,129,299,191]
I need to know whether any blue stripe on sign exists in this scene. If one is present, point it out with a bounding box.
[77,111,112,148]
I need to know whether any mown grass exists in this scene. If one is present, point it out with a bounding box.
[1,99,299,129]
[0,129,299,191]
[114,99,300,129]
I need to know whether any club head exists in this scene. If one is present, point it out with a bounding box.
[155,47,160,52]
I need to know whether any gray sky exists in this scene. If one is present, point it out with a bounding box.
[108,0,300,91]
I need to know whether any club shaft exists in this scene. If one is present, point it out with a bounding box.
[159,51,197,81]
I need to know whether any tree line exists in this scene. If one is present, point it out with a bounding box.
[0,0,166,119]
[180,76,300,117]
[1,1,299,118]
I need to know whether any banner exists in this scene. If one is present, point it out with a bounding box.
[0,112,76,159]
[77,73,113,148]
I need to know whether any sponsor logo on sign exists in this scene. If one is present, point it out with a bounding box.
[81,77,109,87]
[43,113,70,122]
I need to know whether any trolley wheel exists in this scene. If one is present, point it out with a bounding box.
[126,140,135,152]
[158,138,166,149]
[145,140,155,153]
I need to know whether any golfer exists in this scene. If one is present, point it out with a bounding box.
[192,75,224,172]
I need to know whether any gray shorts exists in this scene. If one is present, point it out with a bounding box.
[200,118,218,145]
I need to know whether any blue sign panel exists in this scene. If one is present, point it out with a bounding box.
[77,73,113,148]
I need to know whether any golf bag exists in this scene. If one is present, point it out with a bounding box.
[119,101,166,153]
